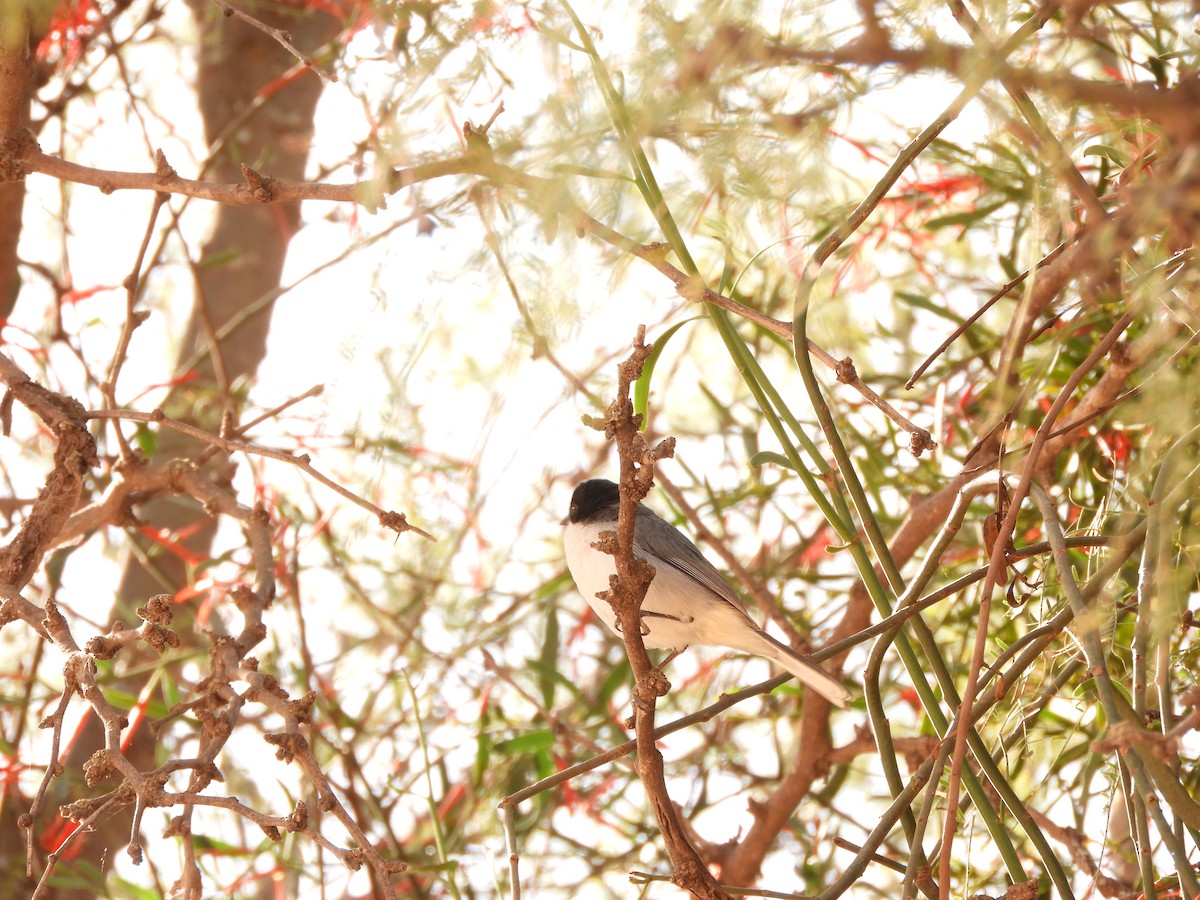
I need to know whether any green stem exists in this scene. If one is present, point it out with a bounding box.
[402,672,464,900]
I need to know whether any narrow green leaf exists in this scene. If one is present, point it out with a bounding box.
[474,731,493,783]
[134,422,157,456]
[538,603,560,710]
[924,199,1006,230]
[749,450,794,470]
[494,729,555,755]
[111,876,166,900]
[549,163,635,182]
[597,657,631,706]
[633,318,702,429]
[1082,144,1131,166]
[407,860,462,874]
[526,659,586,703]
[714,237,736,296]
[191,834,250,854]
[894,291,967,324]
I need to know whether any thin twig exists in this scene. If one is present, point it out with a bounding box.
[498,800,522,900]
[102,174,170,461]
[906,238,1073,389]
[208,0,337,81]
[85,407,436,541]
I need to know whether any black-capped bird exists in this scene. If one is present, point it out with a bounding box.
[563,479,851,707]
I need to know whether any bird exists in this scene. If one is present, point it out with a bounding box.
[562,478,851,708]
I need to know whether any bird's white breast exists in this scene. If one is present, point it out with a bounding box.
[563,520,747,652]
[563,520,622,633]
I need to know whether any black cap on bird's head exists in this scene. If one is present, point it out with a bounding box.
[564,478,620,525]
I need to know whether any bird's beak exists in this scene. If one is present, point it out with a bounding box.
[560,515,570,526]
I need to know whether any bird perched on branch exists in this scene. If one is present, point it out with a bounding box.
[563,478,851,708]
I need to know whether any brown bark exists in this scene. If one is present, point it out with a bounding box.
[0,16,50,898]
[0,16,36,318]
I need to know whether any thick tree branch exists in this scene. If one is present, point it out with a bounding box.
[597,328,728,899]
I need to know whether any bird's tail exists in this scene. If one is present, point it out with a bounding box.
[754,632,852,708]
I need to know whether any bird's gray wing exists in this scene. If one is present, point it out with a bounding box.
[633,504,753,615]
